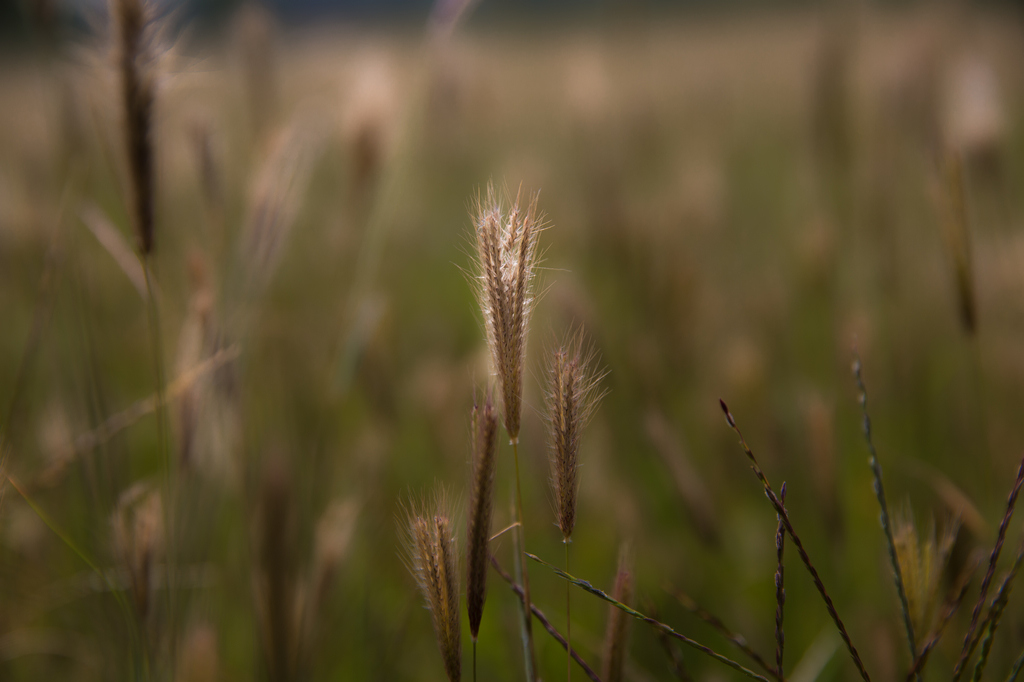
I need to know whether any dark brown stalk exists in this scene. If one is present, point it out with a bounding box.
[952,454,1024,682]
[602,548,633,682]
[775,483,786,680]
[111,0,156,256]
[259,456,295,682]
[489,555,602,682]
[720,400,872,682]
[666,586,777,679]
[466,395,498,641]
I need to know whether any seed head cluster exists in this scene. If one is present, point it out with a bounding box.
[547,335,605,542]
[473,184,542,442]
[466,395,498,641]
[407,495,462,682]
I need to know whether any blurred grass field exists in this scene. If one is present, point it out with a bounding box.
[3,4,1024,680]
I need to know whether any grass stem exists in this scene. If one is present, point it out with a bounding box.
[720,400,871,682]
[528,552,771,682]
[853,359,918,680]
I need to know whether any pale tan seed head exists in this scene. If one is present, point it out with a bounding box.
[111,483,164,620]
[466,394,498,640]
[472,183,542,443]
[405,492,462,682]
[546,332,606,542]
[892,510,959,635]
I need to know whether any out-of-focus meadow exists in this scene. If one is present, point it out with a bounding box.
[3,2,1024,680]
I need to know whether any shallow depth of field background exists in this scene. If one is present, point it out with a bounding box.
[2,1,1024,680]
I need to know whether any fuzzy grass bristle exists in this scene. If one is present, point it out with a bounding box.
[892,511,959,636]
[466,394,497,642]
[547,333,606,542]
[472,183,542,443]
[405,492,462,682]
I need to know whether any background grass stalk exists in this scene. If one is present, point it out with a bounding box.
[528,553,771,682]
[490,554,602,682]
[510,473,538,682]
[775,483,786,680]
[853,359,918,678]
[667,586,777,678]
[969,539,1024,682]
[720,400,872,682]
[952,454,1024,682]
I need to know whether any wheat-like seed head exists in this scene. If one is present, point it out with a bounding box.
[893,510,960,635]
[466,394,498,641]
[405,492,462,682]
[110,0,158,256]
[472,183,542,443]
[547,332,606,542]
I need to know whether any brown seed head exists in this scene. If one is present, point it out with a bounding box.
[472,183,542,442]
[110,0,157,256]
[466,394,498,640]
[405,492,462,682]
[547,333,606,542]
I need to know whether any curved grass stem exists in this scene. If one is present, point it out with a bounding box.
[528,552,770,682]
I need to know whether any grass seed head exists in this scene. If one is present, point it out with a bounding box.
[472,182,542,443]
[405,491,462,682]
[110,0,158,256]
[466,393,498,640]
[893,509,959,635]
[547,332,606,542]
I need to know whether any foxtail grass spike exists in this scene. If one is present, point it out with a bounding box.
[528,552,772,682]
[467,394,498,642]
[952,454,1024,682]
[853,358,919,674]
[472,183,541,443]
[720,400,872,682]
[547,334,605,543]
[405,492,462,682]
[775,483,786,680]
[490,554,603,682]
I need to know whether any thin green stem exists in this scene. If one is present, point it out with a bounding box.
[1007,646,1024,682]
[528,552,771,682]
[512,439,538,682]
[566,540,572,682]
[853,359,919,682]
[473,639,477,682]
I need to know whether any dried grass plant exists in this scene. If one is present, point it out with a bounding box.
[405,491,462,682]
